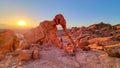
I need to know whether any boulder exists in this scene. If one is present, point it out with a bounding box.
[0,29,19,54]
[77,41,90,51]
[18,50,32,61]
[32,50,39,59]
[63,43,75,54]
[77,41,89,48]
[30,44,40,59]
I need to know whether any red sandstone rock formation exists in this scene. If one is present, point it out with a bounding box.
[24,14,75,48]
[71,22,116,43]
[0,29,20,54]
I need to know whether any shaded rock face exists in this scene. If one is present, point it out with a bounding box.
[0,29,19,54]
[110,29,120,41]
[106,46,120,58]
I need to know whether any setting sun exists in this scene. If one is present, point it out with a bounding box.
[18,20,26,26]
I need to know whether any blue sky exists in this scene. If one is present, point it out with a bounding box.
[0,0,120,28]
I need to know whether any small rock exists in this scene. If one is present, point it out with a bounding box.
[63,43,75,54]
[18,50,32,61]
[32,50,39,59]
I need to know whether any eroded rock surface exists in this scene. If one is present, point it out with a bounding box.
[4,46,120,68]
[0,29,20,54]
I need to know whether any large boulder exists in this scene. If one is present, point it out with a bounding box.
[0,29,19,54]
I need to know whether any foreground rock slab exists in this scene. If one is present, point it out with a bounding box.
[18,47,120,68]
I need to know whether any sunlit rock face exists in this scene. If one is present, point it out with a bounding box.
[113,24,120,29]
[0,29,19,54]
[24,26,45,43]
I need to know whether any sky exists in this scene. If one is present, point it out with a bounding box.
[0,0,120,29]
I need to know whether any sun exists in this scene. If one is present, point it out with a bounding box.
[18,20,26,26]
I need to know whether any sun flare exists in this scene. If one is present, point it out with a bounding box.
[18,20,26,26]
